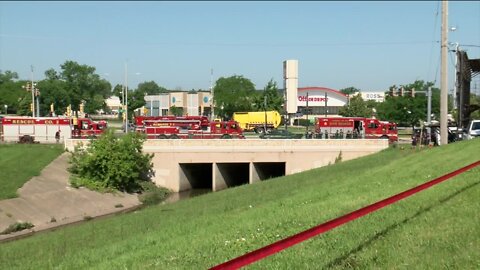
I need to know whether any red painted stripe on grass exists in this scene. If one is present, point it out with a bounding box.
[210,160,480,270]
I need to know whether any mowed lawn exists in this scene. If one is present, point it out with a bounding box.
[0,144,65,199]
[0,139,479,269]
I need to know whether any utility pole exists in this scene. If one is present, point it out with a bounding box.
[324,92,328,117]
[264,95,267,134]
[31,66,35,117]
[124,62,129,133]
[306,92,309,133]
[427,87,432,142]
[440,0,448,145]
[210,68,214,121]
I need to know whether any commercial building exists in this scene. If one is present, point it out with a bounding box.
[143,91,212,117]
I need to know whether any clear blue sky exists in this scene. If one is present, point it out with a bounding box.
[1,1,479,93]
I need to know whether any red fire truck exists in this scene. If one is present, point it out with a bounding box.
[134,115,210,133]
[314,117,398,142]
[71,117,108,139]
[0,116,108,143]
[144,119,245,139]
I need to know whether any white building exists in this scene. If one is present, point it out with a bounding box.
[143,91,212,117]
[104,96,122,114]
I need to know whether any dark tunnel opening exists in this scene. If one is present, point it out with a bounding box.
[179,163,213,189]
[253,162,286,180]
[217,163,250,188]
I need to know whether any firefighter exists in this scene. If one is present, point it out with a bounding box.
[55,130,61,143]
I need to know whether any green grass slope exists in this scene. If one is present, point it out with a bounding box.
[0,144,65,199]
[0,139,479,269]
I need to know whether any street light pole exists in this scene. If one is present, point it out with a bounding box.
[440,0,448,145]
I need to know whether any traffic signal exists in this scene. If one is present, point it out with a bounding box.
[50,103,54,113]
[143,107,149,115]
[122,112,126,120]
[66,105,72,116]
[30,103,34,112]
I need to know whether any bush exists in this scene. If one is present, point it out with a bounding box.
[293,118,313,126]
[68,130,154,193]
[1,222,34,235]
[138,182,171,206]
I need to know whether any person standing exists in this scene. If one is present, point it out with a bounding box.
[55,130,61,143]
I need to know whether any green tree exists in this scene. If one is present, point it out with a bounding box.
[170,105,183,116]
[58,60,111,114]
[68,130,153,192]
[112,84,124,102]
[339,94,374,117]
[340,86,360,95]
[137,81,168,95]
[470,94,480,119]
[36,76,69,116]
[252,79,284,112]
[0,70,26,114]
[376,80,440,127]
[127,81,168,117]
[213,75,256,119]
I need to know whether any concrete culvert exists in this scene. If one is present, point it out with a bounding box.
[179,163,213,189]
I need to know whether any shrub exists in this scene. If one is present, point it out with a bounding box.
[68,130,154,193]
[138,182,171,206]
[1,222,34,235]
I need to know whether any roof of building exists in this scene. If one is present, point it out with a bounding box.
[298,87,347,97]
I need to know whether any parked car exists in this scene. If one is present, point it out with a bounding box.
[259,129,303,139]
[464,119,480,140]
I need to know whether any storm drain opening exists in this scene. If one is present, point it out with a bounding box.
[253,162,286,181]
[216,163,250,188]
[179,163,213,190]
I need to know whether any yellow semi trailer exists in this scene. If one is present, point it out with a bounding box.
[233,111,282,133]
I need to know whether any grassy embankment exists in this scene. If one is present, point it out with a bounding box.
[0,139,479,269]
[0,144,64,199]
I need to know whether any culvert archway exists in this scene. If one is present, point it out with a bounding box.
[252,162,286,181]
[214,163,250,191]
[179,163,213,190]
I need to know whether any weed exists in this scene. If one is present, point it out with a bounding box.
[335,151,343,164]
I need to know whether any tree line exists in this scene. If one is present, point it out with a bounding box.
[1,60,478,126]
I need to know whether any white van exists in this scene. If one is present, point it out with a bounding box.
[465,120,480,140]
